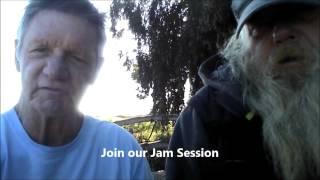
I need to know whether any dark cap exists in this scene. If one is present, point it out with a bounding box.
[232,0,320,37]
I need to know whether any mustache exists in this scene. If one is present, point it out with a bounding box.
[241,38,320,88]
[269,44,305,64]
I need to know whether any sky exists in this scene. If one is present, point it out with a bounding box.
[0,0,155,120]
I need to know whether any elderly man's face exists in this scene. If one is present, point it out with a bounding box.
[243,5,320,86]
[16,10,100,115]
[232,5,320,180]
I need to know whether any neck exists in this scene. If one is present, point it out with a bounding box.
[15,103,83,146]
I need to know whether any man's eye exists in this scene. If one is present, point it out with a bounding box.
[31,47,48,53]
[71,55,86,63]
[296,12,318,23]
[247,26,260,38]
[247,25,269,39]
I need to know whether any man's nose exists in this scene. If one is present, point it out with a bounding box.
[43,55,69,81]
[272,25,296,44]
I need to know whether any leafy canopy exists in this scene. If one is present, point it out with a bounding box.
[110,0,235,114]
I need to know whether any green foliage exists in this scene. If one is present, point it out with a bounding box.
[110,0,236,114]
[123,120,174,143]
[123,120,174,171]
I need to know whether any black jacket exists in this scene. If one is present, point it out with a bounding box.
[165,55,278,180]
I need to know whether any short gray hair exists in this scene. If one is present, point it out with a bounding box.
[16,0,106,56]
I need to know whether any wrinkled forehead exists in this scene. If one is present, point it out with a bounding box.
[26,10,97,38]
[23,10,99,53]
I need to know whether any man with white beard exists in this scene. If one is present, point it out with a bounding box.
[166,0,320,180]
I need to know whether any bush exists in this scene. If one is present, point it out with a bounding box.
[123,120,174,143]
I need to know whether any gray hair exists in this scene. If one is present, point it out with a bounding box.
[223,31,320,180]
[16,0,106,56]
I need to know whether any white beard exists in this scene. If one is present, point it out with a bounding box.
[223,34,320,180]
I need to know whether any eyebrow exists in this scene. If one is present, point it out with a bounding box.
[26,39,48,49]
[30,39,79,51]
[27,37,97,58]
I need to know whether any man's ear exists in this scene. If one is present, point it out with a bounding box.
[15,39,21,72]
[88,57,104,84]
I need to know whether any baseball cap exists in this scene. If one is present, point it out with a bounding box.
[231,0,320,37]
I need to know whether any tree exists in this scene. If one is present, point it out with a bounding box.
[110,0,236,115]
